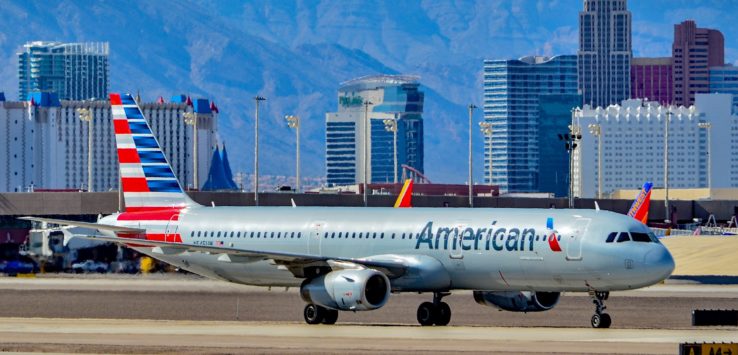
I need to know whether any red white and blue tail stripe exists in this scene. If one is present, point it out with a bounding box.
[110,93,197,213]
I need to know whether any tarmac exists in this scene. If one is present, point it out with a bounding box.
[0,275,736,354]
[661,236,738,276]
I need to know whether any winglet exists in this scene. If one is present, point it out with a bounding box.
[394,179,414,208]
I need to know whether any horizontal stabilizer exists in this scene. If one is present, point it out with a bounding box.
[18,217,145,234]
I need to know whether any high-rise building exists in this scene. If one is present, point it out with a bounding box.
[578,0,632,108]
[537,94,582,197]
[482,55,578,193]
[574,94,738,198]
[0,93,217,192]
[18,41,109,101]
[631,57,672,105]
[325,75,424,186]
[709,65,738,110]
[672,20,724,107]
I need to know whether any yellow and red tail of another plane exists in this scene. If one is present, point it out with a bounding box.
[627,182,652,224]
[393,179,414,208]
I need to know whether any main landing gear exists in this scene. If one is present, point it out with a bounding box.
[589,291,611,328]
[416,292,451,326]
[303,304,339,325]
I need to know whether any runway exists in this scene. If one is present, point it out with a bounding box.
[0,275,736,354]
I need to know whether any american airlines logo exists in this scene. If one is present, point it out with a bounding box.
[414,221,563,252]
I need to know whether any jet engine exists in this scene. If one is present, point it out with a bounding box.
[473,291,560,312]
[300,269,391,311]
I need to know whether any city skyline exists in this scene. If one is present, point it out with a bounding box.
[0,1,737,184]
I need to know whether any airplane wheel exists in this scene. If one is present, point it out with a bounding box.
[417,302,435,326]
[591,313,611,328]
[304,304,325,325]
[434,302,451,326]
[322,309,339,325]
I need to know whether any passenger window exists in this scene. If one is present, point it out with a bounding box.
[630,232,651,242]
[606,232,617,243]
[230,231,234,238]
[210,231,214,237]
[373,233,377,239]
[271,232,275,238]
[352,233,356,239]
[616,232,631,243]
[391,233,395,239]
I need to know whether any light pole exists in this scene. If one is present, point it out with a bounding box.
[77,108,93,192]
[285,115,301,193]
[698,122,712,190]
[664,110,671,224]
[479,121,493,185]
[183,111,199,189]
[383,114,399,184]
[468,104,477,207]
[254,96,266,206]
[559,109,582,208]
[588,123,602,199]
[363,100,373,207]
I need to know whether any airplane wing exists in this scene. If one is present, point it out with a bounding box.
[20,217,407,278]
[82,233,407,278]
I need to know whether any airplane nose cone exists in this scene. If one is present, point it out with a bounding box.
[643,245,675,281]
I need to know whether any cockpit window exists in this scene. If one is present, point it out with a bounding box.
[606,232,617,243]
[616,232,631,243]
[647,231,660,243]
[630,232,652,243]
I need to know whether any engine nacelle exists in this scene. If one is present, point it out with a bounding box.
[473,291,560,312]
[300,269,391,311]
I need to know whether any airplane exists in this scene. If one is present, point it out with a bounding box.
[21,93,675,328]
[627,182,653,224]
[394,179,413,208]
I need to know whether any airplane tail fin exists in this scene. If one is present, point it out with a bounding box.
[110,93,199,212]
[627,182,652,224]
[394,179,414,208]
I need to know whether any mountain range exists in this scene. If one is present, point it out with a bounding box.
[0,0,736,183]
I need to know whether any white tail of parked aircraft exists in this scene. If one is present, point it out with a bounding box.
[21,93,674,328]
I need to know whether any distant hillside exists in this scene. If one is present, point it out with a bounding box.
[0,0,735,183]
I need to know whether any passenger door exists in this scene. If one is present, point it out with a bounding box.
[566,218,590,261]
[164,214,180,243]
[449,221,469,260]
[309,222,324,256]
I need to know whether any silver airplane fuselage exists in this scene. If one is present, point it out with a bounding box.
[101,206,674,293]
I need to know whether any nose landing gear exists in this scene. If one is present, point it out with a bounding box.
[589,291,611,328]
[416,292,451,326]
